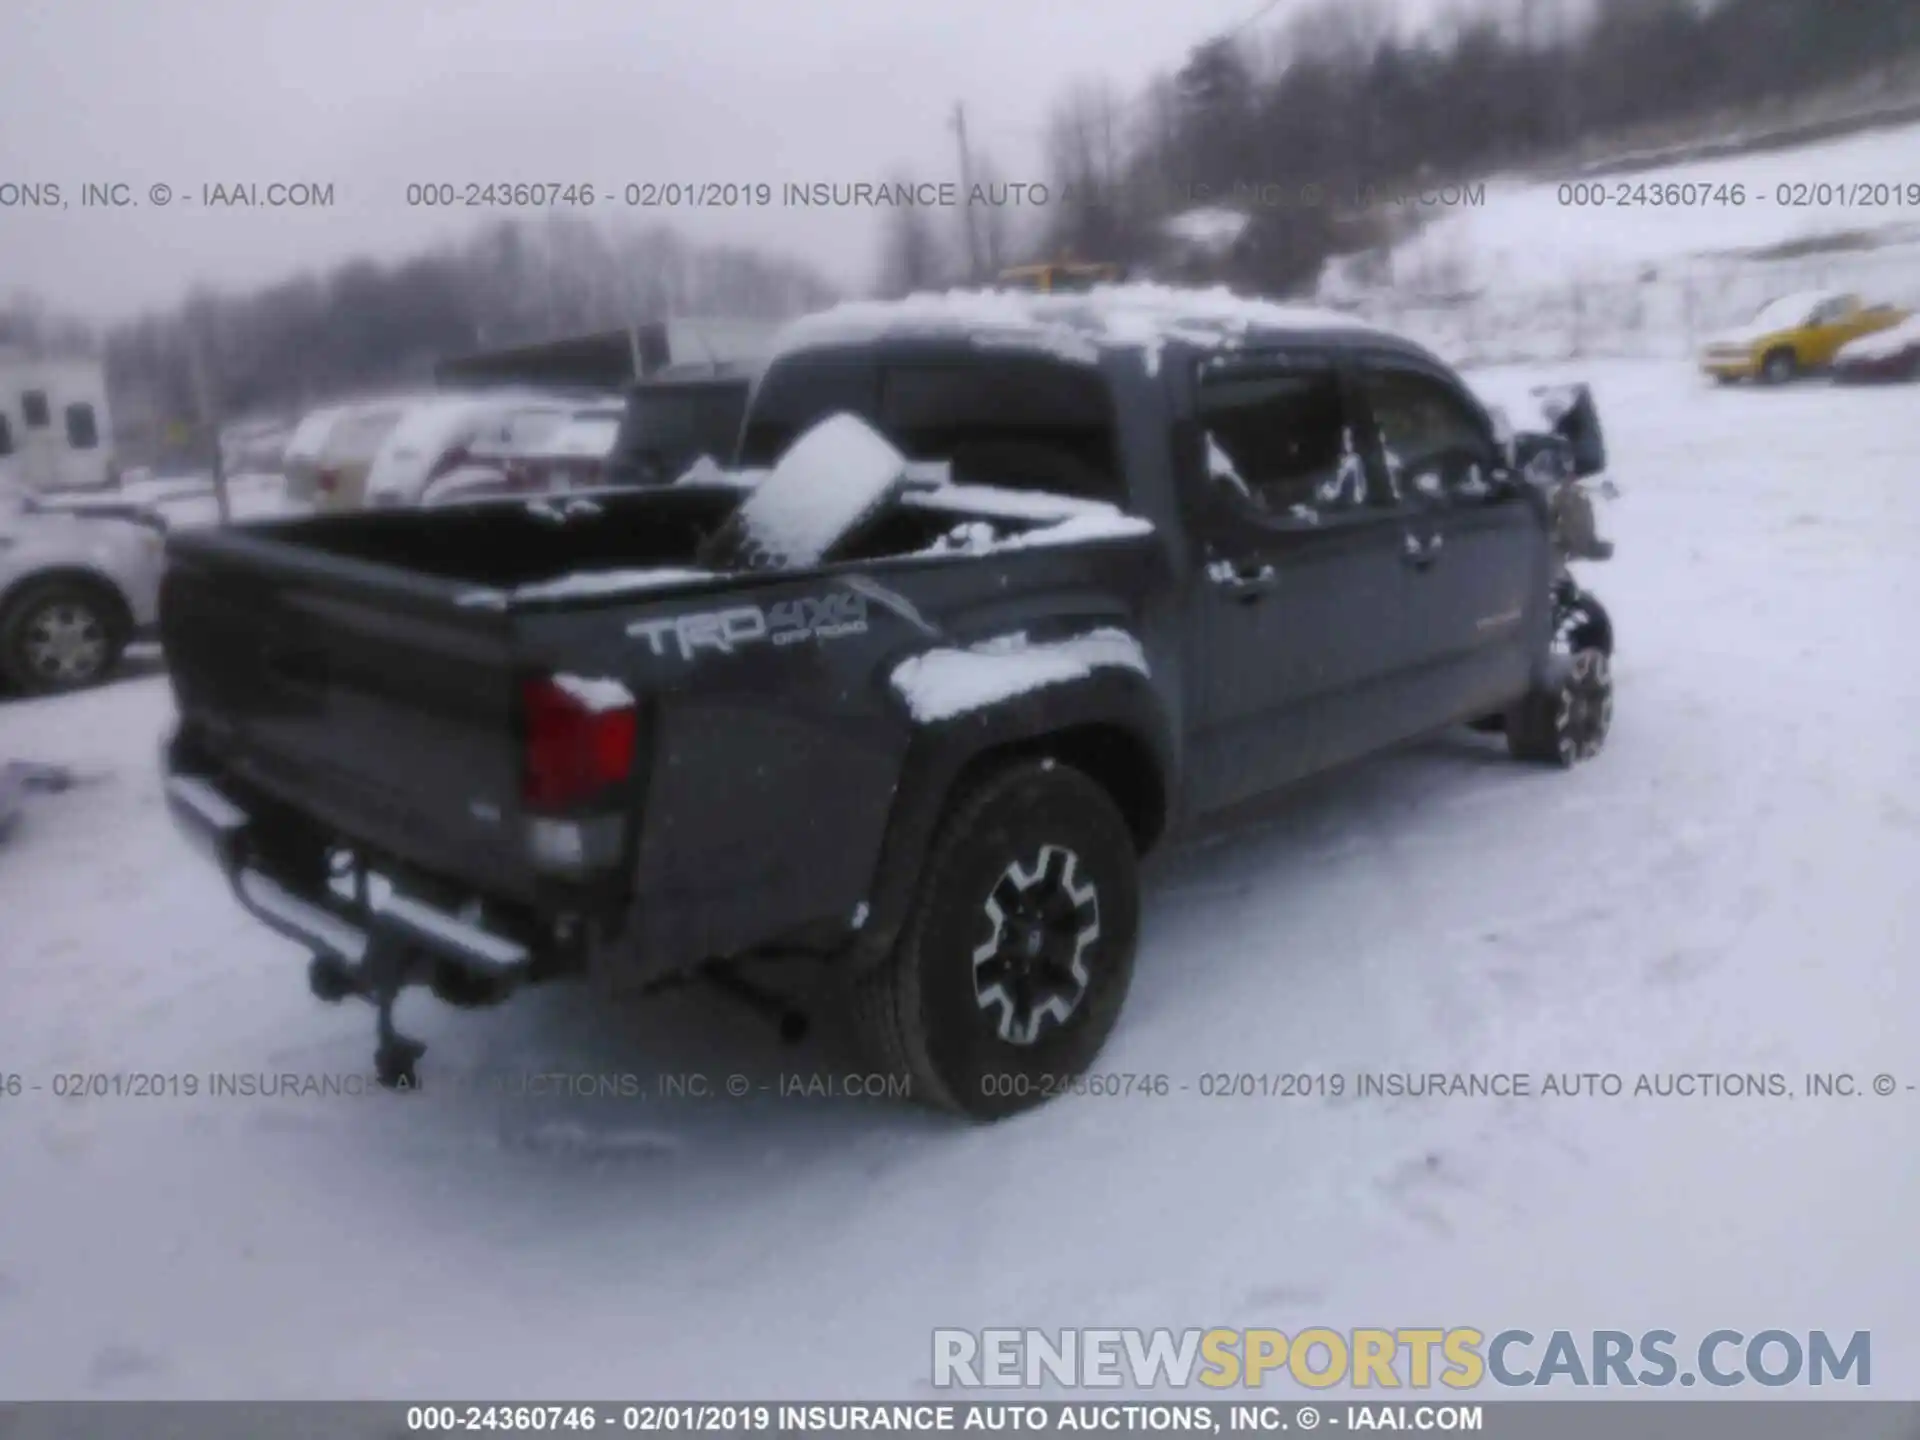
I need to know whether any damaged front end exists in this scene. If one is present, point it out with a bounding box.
[1490,382,1618,565]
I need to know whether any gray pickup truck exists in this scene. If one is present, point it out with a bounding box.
[160,286,1614,1118]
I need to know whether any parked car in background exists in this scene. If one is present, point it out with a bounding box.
[510,405,625,492]
[0,464,166,693]
[364,393,555,509]
[1699,291,1908,384]
[280,405,348,507]
[1832,314,1920,383]
[308,402,410,513]
[417,401,581,506]
[603,369,752,487]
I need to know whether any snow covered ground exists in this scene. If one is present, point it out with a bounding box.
[1,361,1917,1401]
[1321,120,1920,364]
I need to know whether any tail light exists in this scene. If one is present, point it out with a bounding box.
[316,467,340,494]
[521,675,637,811]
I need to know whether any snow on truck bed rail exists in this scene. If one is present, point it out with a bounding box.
[454,416,1155,604]
[889,627,1150,723]
[771,283,1379,373]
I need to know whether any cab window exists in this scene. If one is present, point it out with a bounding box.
[736,356,878,468]
[879,357,1118,501]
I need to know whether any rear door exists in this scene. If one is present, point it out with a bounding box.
[1181,350,1418,813]
[1351,357,1542,727]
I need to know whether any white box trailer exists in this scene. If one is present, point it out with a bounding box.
[0,348,115,492]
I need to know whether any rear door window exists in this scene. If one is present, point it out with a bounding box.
[1196,355,1370,523]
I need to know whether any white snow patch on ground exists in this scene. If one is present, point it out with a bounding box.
[1,359,1917,1400]
[1162,207,1252,255]
[1348,121,1920,296]
[549,675,634,714]
[890,628,1149,723]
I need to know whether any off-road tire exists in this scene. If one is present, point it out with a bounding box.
[0,579,129,695]
[848,759,1140,1121]
[1508,647,1613,767]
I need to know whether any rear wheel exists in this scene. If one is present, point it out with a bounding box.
[848,760,1140,1120]
[0,580,128,695]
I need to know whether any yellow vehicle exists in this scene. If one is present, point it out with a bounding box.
[1699,291,1909,384]
[996,261,1128,294]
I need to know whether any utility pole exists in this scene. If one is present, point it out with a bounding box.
[184,325,232,525]
[951,101,983,282]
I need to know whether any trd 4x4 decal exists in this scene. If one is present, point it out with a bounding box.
[627,591,870,661]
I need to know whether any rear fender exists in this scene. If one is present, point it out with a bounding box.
[844,660,1174,971]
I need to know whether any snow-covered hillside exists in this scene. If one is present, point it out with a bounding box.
[1,363,1917,1401]
[1322,120,1920,364]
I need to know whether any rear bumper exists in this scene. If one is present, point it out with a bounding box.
[163,764,532,984]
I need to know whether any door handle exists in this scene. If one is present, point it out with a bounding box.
[1401,531,1444,569]
[1214,563,1278,601]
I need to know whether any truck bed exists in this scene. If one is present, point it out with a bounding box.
[160,479,1160,977]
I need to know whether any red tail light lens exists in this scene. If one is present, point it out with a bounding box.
[521,676,637,810]
[316,467,339,493]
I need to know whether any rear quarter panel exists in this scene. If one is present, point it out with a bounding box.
[562,526,1174,987]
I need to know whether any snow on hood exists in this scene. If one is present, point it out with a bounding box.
[773,283,1378,376]
[1837,314,1920,362]
[890,628,1149,723]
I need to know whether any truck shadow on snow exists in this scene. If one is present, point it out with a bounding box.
[310,725,1557,1182]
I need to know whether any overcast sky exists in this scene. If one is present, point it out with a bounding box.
[0,0,1326,323]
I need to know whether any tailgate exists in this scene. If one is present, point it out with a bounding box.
[161,533,533,897]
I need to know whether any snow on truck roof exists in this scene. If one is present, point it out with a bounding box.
[770,283,1386,372]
